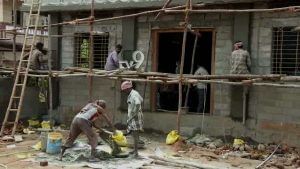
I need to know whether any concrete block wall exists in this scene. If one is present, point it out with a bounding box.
[60,13,122,68]
[136,13,234,116]
[54,77,123,126]
[0,78,47,122]
[245,11,300,145]
[0,0,12,23]
[56,13,124,125]
[54,9,300,146]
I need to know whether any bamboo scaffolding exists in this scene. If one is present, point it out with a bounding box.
[2,4,298,33]
[2,0,300,137]
[154,0,173,20]
[3,68,300,89]
[165,6,300,13]
[0,3,299,39]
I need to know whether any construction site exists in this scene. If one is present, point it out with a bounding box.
[1,0,300,168]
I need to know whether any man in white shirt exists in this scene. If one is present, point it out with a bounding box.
[121,81,144,158]
[194,66,209,113]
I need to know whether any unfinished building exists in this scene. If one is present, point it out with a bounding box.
[1,0,300,148]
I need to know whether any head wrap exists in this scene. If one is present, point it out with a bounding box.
[235,41,243,48]
[95,100,106,108]
[121,81,133,91]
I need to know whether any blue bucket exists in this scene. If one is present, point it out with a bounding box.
[46,132,62,154]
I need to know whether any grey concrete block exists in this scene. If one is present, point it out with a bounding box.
[205,13,220,21]
[181,126,200,138]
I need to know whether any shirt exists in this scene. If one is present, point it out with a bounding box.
[75,103,99,121]
[105,51,119,71]
[29,49,44,70]
[230,49,251,74]
[194,66,209,89]
[127,89,144,131]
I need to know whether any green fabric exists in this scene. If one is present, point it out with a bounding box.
[79,39,89,68]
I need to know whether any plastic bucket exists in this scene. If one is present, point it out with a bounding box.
[46,132,62,154]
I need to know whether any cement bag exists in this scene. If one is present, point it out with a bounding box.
[166,130,180,145]
[112,130,127,147]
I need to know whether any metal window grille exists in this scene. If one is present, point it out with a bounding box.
[74,32,109,69]
[272,27,300,76]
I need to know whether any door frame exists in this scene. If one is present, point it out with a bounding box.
[151,27,216,115]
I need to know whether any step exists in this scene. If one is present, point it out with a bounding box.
[6,122,17,125]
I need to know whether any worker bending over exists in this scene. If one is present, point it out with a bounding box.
[59,100,119,162]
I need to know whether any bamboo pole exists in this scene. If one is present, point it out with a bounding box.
[165,6,300,13]
[177,0,191,134]
[48,14,53,125]
[1,5,300,34]
[184,33,198,108]
[154,0,173,20]
[142,22,152,108]
[12,0,17,71]
[88,0,95,102]
[3,69,300,88]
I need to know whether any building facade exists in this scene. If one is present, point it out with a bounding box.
[17,0,300,146]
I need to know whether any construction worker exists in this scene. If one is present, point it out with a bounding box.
[230,41,251,74]
[194,65,209,113]
[29,42,48,70]
[121,81,144,158]
[59,100,119,162]
[105,44,122,71]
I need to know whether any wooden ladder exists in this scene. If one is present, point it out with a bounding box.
[0,0,41,136]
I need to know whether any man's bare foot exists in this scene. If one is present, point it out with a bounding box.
[88,156,100,162]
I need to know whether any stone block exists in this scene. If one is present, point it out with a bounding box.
[216,31,232,40]
[180,126,200,138]
[190,14,205,21]
[258,57,270,67]
[205,13,220,21]
[261,12,278,18]
[220,14,233,20]
[258,120,300,134]
[137,16,147,23]
[160,15,176,21]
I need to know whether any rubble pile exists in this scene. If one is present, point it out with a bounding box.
[184,134,300,168]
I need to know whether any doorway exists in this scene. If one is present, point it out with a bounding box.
[152,29,215,113]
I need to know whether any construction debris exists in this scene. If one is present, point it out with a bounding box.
[13,135,23,142]
[188,134,224,149]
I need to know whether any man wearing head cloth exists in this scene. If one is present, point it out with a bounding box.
[230,41,251,74]
[59,100,119,162]
[121,81,144,158]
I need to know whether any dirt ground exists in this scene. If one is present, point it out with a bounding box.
[0,132,296,169]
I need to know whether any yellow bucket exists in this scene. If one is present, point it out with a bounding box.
[41,121,51,129]
[28,120,40,127]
